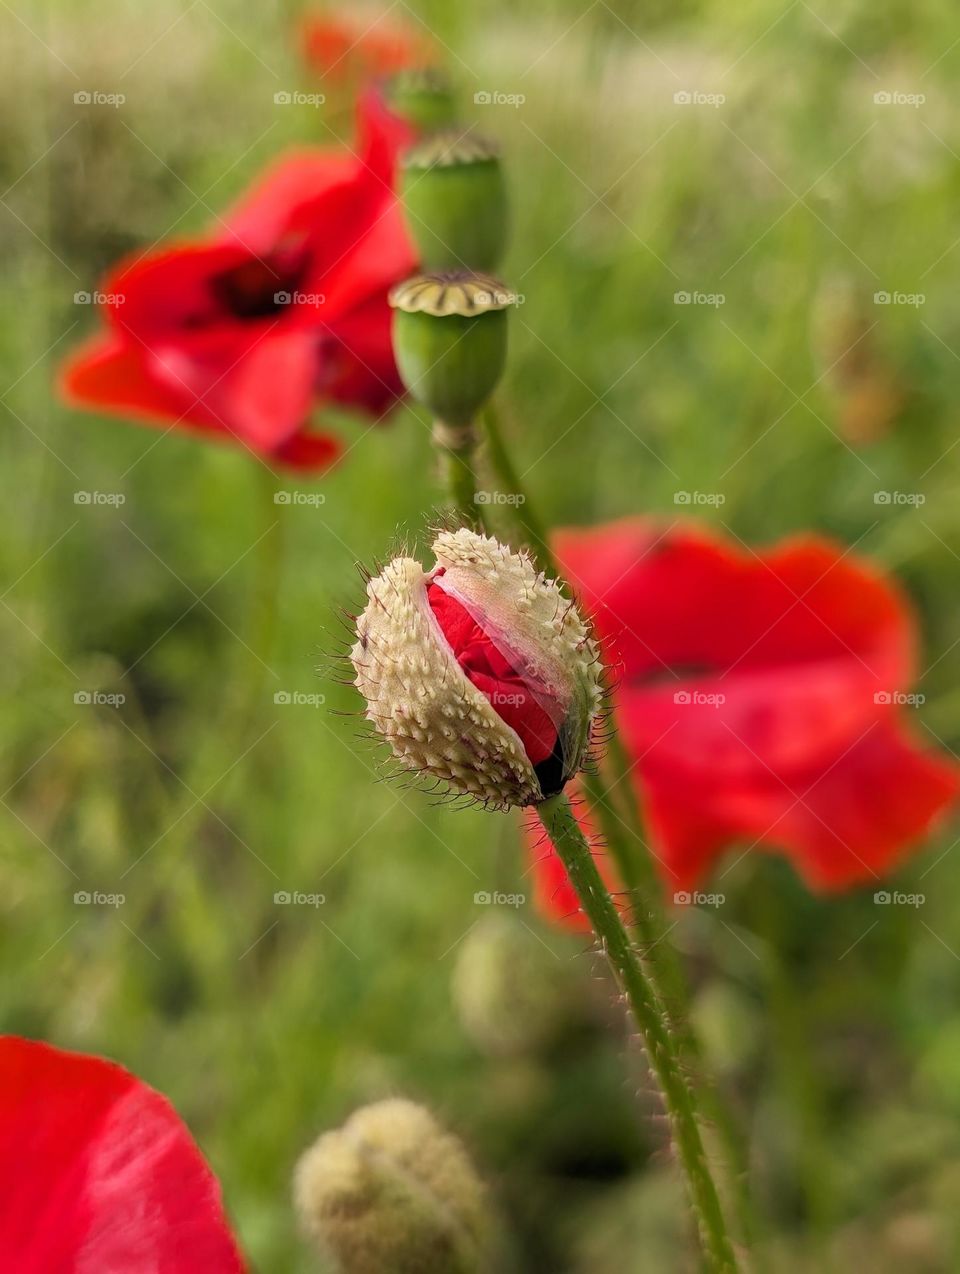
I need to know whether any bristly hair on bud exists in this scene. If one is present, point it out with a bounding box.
[350,527,603,809]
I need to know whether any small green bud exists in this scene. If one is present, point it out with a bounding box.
[390,272,515,427]
[453,913,573,1056]
[294,1098,495,1274]
[386,68,458,132]
[401,130,508,271]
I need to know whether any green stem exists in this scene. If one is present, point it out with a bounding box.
[585,756,758,1257]
[433,417,482,526]
[481,403,554,566]
[538,793,739,1273]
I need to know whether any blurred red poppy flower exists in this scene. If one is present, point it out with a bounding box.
[0,1035,244,1272]
[60,92,416,470]
[302,10,435,84]
[527,519,958,918]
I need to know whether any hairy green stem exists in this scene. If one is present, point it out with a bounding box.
[538,792,739,1272]
[433,417,482,526]
[481,403,554,566]
[584,756,757,1254]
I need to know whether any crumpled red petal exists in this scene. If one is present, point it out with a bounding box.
[427,581,559,767]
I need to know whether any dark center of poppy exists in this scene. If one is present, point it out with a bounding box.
[209,242,310,321]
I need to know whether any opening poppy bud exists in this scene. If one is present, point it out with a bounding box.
[351,528,602,808]
[294,1098,494,1274]
[390,272,515,429]
[385,68,459,132]
[401,130,508,272]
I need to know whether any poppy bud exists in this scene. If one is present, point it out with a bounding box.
[385,68,458,132]
[453,912,573,1056]
[389,272,515,427]
[294,1098,494,1274]
[351,528,602,808]
[401,130,508,272]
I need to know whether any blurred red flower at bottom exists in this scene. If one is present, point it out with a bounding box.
[526,520,958,929]
[0,1036,244,1272]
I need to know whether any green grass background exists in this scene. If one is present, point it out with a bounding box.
[2,1,960,1269]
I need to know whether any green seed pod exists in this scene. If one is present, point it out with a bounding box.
[386,68,458,132]
[401,130,507,271]
[294,1098,495,1274]
[390,272,515,427]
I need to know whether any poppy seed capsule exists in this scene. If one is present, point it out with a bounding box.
[390,272,515,427]
[351,528,602,808]
[386,68,458,133]
[401,130,507,271]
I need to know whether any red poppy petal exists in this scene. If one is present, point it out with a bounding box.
[427,582,560,767]
[553,518,958,893]
[317,292,404,417]
[218,150,359,257]
[270,426,341,472]
[99,242,257,341]
[554,518,912,689]
[60,331,190,423]
[148,325,320,452]
[301,13,435,83]
[0,1037,244,1272]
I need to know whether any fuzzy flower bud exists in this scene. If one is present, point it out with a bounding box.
[390,272,515,427]
[401,130,508,272]
[351,528,602,808]
[294,1098,493,1274]
[453,912,574,1056]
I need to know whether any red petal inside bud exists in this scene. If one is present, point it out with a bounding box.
[427,581,559,766]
